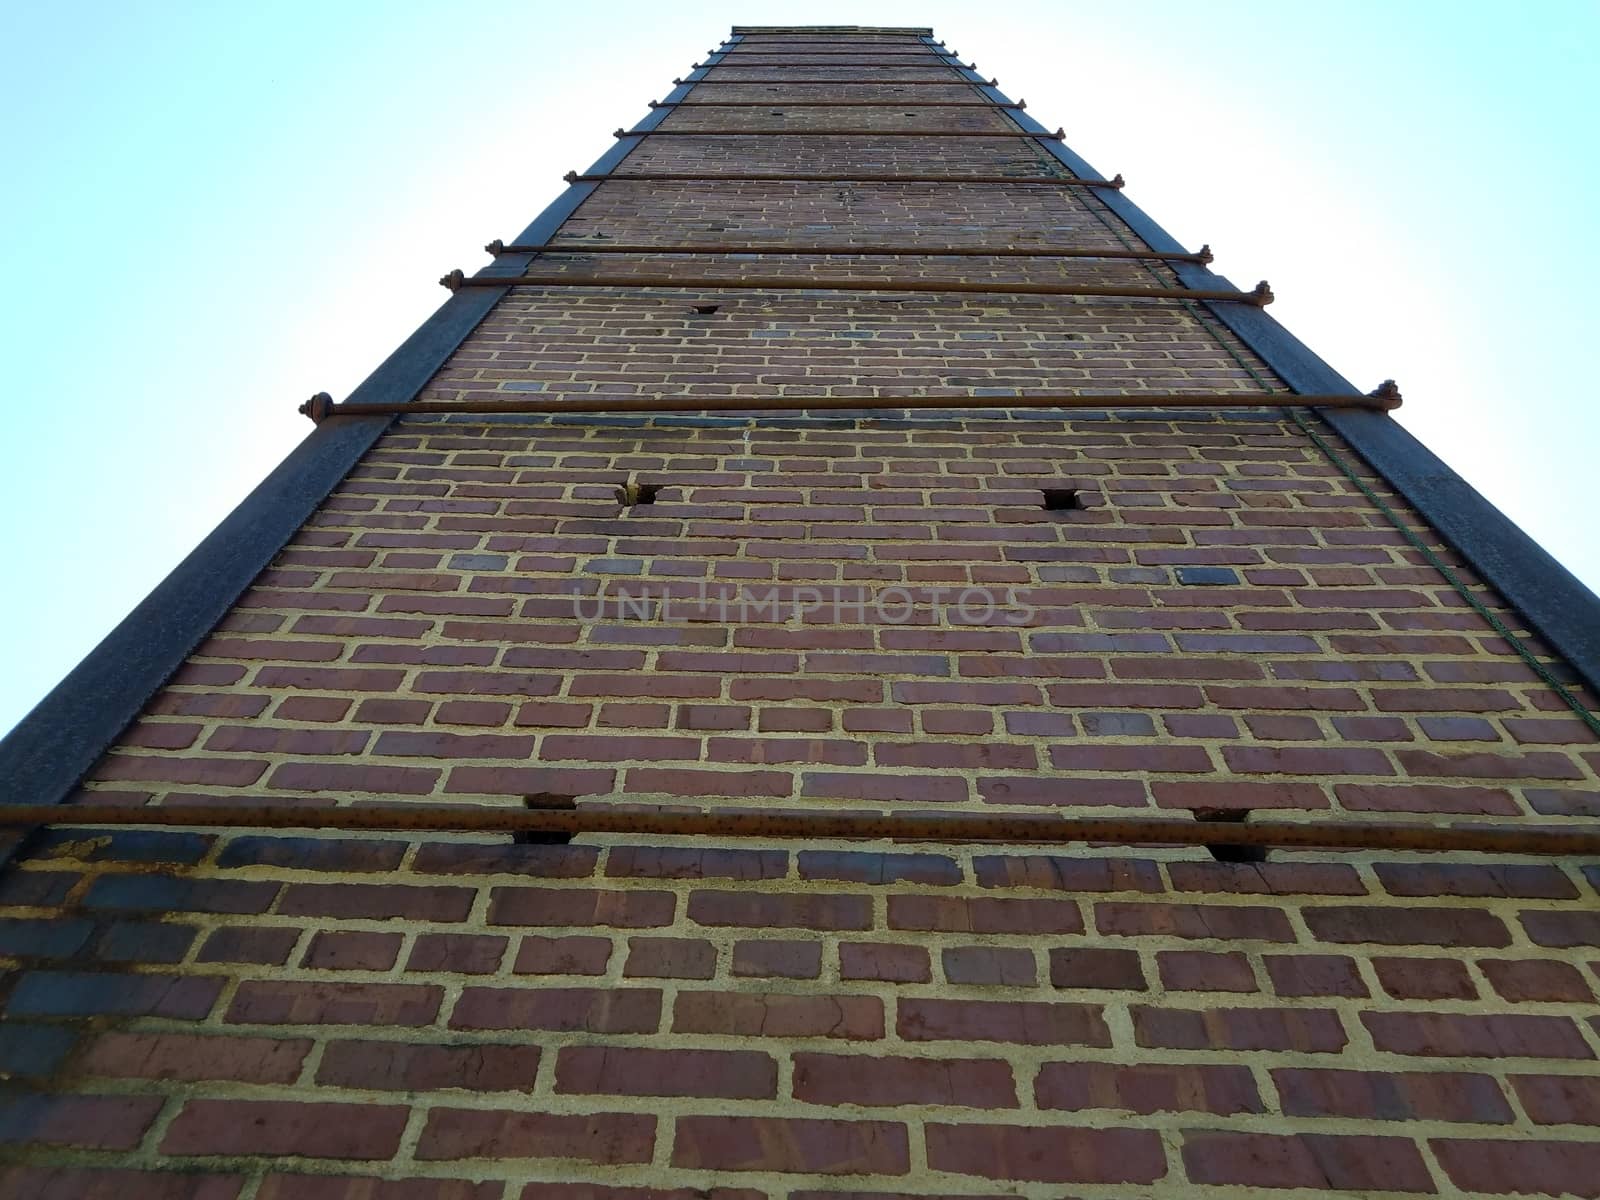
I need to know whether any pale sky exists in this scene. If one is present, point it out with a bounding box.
[1,0,1596,738]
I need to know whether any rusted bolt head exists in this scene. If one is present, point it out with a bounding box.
[439,269,466,291]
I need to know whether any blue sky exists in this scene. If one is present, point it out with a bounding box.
[1,0,1596,738]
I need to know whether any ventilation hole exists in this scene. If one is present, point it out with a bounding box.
[512,793,575,846]
[770,110,785,116]
[690,304,720,316]
[1041,488,1083,511]
[1194,808,1268,863]
[618,481,661,508]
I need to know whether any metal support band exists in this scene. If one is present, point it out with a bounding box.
[675,78,1001,86]
[692,60,978,69]
[650,100,1025,109]
[615,126,1063,139]
[298,383,1400,423]
[483,239,1214,265]
[438,268,1272,306]
[0,802,1589,857]
[564,171,1123,187]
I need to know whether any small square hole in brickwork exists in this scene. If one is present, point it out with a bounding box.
[690,304,720,316]
[1041,488,1083,512]
[513,793,575,846]
[1194,808,1268,863]
[618,482,661,508]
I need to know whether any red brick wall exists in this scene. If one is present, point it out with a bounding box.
[3,24,1597,1197]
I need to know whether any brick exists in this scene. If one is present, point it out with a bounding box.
[623,936,715,979]
[1037,1060,1262,1115]
[490,886,675,928]
[415,841,600,878]
[1363,1011,1593,1059]
[280,882,474,922]
[794,1052,1017,1108]
[218,835,406,872]
[689,889,870,931]
[1264,954,1369,997]
[0,916,94,958]
[198,926,300,965]
[797,850,960,886]
[1482,958,1595,1002]
[227,981,441,1027]
[1095,901,1293,941]
[606,845,787,880]
[1373,956,1477,999]
[1133,1005,1347,1052]
[84,874,279,914]
[1273,1068,1514,1123]
[731,939,822,979]
[926,1123,1165,1184]
[1166,860,1365,895]
[943,946,1037,986]
[889,894,1084,934]
[302,930,403,971]
[417,1109,654,1164]
[1310,904,1512,948]
[451,986,660,1034]
[0,1092,165,1150]
[674,991,883,1040]
[79,1032,310,1084]
[899,998,1110,1047]
[1521,910,1600,948]
[7,970,222,1020]
[1375,861,1578,899]
[672,1116,909,1176]
[162,1099,409,1159]
[0,1168,245,1199]
[839,942,931,983]
[1512,1074,1600,1125]
[1432,1138,1600,1197]
[974,855,1162,893]
[556,1046,776,1099]
[1049,946,1147,990]
[1182,1130,1433,1192]
[1157,949,1257,992]
[317,1041,541,1091]
[407,933,508,975]
[514,936,613,975]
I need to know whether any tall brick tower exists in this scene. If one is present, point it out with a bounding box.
[3,23,1600,1197]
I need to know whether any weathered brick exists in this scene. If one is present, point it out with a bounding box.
[316,1040,541,1091]
[674,991,883,1040]
[926,1123,1165,1184]
[1182,1130,1433,1192]
[1037,1060,1262,1115]
[162,1099,409,1159]
[451,986,660,1034]
[672,1115,908,1175]
[899,998,1110,1047]
[556,1046,776,1099]
[416,1109,655,1164]
[794,1052,1016,1108]
[1274,1067,1514,1123]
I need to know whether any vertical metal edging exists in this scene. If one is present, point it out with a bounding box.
[922,35,1600,697]
[0,39,747,836]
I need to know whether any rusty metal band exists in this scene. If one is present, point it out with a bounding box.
[2,803,1595,857]
[438,270,1272,306]
[298,385,1401,422]
[614,127,1063,139]
[485,240,1213,265]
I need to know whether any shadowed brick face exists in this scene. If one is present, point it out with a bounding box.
[3,22,1598,1199]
